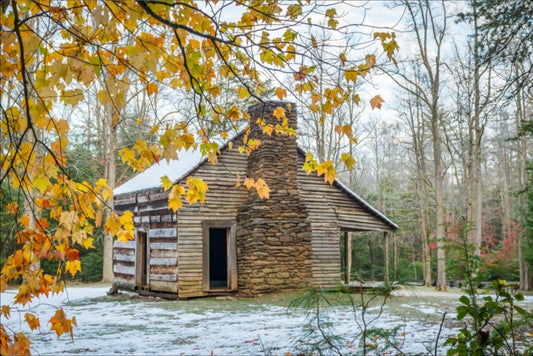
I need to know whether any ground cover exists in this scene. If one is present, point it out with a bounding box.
[1,284,532,355]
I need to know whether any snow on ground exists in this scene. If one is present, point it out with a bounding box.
[1,285,531,355]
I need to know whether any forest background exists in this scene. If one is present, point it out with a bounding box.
[0,0,532,353]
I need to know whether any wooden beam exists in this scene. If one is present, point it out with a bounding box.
[346,232,352,284]
[384,231,389,283]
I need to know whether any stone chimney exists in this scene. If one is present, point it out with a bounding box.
[236,101,312,295]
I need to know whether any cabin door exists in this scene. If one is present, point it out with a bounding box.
[203,222,237,291]
[209,228,228,289]
[136,231,149,289]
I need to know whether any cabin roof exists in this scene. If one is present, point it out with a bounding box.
[114,130,398,230]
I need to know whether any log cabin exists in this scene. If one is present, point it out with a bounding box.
[112,101,398,299]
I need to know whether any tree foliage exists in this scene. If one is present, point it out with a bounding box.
[0,0,398,353]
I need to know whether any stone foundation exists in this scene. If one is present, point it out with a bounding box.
[236,101,312,295]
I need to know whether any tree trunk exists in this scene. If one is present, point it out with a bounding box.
[516,79,532,290]
[102,102,117,283]
[434,112,447,291]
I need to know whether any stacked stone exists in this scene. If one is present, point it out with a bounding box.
[236,101,312,295]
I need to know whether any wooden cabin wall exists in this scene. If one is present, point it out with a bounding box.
[296,155,394,287]
[177,148,248,299]
[296,171,341,288]
[113,188,179,293]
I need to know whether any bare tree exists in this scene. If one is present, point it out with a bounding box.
[386,0,448,289]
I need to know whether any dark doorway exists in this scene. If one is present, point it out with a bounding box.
[136,231,148,289]
[209,228,228,289]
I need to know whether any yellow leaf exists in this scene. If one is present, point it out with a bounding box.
[244,177,254,190]
[65,260,81,277]
[105,213,121,236]
[119,147,135,164]
[168,185,185,212]
[317,160,337,184]
[254,178,270,199]
[340,153,356,170]
[303,152,317,175]
[160,175,173,191]
[83,237,95,249]
[344,67,357,83]
[273,106,286,120]
[237,86,250,99]
[120,211,134,232]
[339,53,347,66]
[263,125,273,136]
[117,230,133,245]
[61,88,84,106]
[186,177,208,204]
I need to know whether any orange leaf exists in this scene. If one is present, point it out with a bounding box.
[10,333,31,356]
[275,87,287,100]
[49,309,76,340]
[370,95,384,110]
[147,82,158,96]
[66,249,79,261]
[20,216,30,228]
[1,305,10,319]
[24,313,40,331]
[6,202,19,215]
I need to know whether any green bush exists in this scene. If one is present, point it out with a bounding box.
[80,251,103,282]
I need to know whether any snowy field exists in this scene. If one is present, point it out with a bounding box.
[1,285,532,355]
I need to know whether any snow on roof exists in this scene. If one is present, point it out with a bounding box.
[114,129,243,196]
[113,148,204,196]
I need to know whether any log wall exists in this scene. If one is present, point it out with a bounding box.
[113,187,178,293]
[176,145,248,298]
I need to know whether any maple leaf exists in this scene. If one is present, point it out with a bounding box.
[186,177,208,204]
[316,160,337,184]
[275,87,287,100]
[244,177,255,190]
[168,185,185,212]
[24,313,40,331]
[65,260,81,277]
[370,95,384,110]
[303,152,317,175]
[1,306,10,319]
[273,106,286,120]
[10,333,31,356]
[83,238,95,249]
[6,202,19,215]
[49,309,76,340]
[160,175,173,191]
[340,153,356,170]
[254,178,270,199]
[147,83,158,96]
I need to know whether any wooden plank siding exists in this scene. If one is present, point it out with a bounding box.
[296,153,395,287]
[177,147,248,299]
